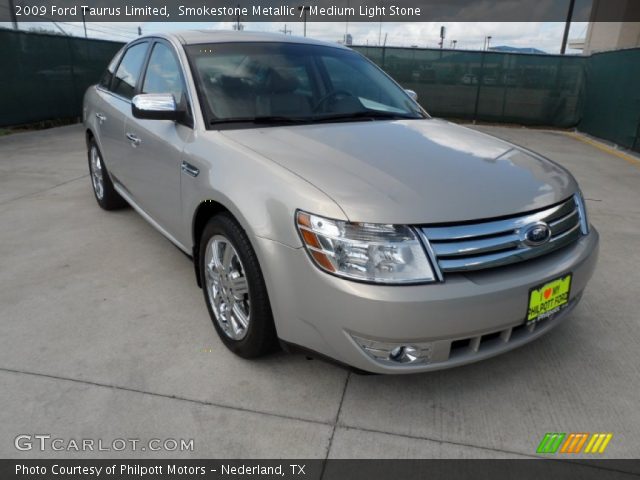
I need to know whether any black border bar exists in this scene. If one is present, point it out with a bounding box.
[2,0,640,23]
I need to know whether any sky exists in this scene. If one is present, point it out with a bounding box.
[1,21,589,53]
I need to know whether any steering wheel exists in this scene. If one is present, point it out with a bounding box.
[313,90,358,113]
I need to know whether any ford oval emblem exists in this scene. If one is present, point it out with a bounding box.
[522,222,551,247]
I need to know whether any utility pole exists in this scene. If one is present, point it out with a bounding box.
[52,22,69,36]
[439,26,446,49]
[8,0,18,29]
[81,8,87,37]
[451,40,457,49]
[279,24,292,35]
[561,0,576,54]
[345,0,350,42]
[138,26,142,36]
[233,4,244,31]
[298,6,310,37]
[485,35,492,51]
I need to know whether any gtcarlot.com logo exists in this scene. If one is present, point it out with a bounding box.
[15,434,194,452]
[536,432,613,454]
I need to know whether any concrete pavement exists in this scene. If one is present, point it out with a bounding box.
[0,124,639,465]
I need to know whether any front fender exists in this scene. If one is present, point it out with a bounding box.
[181,130,347,250]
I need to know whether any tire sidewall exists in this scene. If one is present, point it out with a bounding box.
[199,214,276,357]
[87,139,127,210]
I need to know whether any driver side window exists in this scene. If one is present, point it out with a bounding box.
[142,42,187,104]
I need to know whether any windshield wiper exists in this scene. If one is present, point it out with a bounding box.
[210,115,312,125]
[310,110,425,123]
[209,111,425,126]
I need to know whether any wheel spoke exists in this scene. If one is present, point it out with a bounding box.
[206,262,221,285]
[222,242,234,271]
[232,303,249,329]
[90,148,105,199]
[230,273,248,298]
[211,240,225,271]
[212,288,223,311]
[204,234,252,341]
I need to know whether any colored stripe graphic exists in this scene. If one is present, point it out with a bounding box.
[573,433,589,453]
[537,433,566,454]
[585,433,613,454]
[540,433,613,454]
[560,433,589,453]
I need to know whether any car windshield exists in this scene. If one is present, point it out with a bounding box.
[184,42,426,127]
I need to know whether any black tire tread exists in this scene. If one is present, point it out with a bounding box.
[199,213,278,358]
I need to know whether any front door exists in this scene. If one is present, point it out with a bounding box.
[123,40,194,242]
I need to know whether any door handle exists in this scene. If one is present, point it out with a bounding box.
[126,132,142,147]
[181,161,199,177]
[95,113,106,123]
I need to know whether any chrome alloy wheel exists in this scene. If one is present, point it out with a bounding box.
[90,145,104,200]
[204,235,251,340]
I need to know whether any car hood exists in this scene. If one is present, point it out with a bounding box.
[221,119,577,224]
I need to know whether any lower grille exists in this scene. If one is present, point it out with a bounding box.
[420,195,586,275]
[446,294,581,362]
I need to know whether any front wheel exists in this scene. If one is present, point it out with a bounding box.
[199,214,278,358]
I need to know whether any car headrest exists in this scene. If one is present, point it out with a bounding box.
[263,70,299,94]
[215,75,252,95]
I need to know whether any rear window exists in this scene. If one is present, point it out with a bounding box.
[98,47,123,90]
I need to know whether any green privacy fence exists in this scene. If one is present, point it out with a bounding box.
[0,29,638,152]
[354,45,587,128]
[356,45,640,152]
[580,48,640,153]
[0,29,123,126]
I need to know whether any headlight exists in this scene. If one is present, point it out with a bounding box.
[574,191,590,235]
[296,211,435,284]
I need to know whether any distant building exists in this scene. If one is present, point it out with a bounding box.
[573,0,640,54]
[490,46,547,54]
[344,33,353,46]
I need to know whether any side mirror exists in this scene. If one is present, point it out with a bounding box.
[132,93,183,121]
[405,89,418,102]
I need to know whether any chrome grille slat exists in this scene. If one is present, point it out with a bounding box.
[549,209,579,235]
[422,196,584,274]
[423,198,576,241]
[433,232,521,258]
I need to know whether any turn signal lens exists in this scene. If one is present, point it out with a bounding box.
[296,211,435,284]
[575,191,590,235]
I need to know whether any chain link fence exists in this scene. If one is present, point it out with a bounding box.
[0,29,122,126]
[580,47,640,153]
[1,29,638,153]
[354,45,587,128]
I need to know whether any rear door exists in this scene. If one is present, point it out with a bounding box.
[92,48,123,165]
[123,39,194,240]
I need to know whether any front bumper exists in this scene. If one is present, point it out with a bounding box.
[255,228,599,374]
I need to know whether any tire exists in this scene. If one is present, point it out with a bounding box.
[199,213,278,358]
[88,138,127,210]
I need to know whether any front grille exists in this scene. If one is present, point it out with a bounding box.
[420,195,585,275]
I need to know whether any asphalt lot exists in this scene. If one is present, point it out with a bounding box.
[1,123,639,466]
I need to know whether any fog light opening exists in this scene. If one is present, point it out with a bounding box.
[389,345,421,364]
[351,334,433,366]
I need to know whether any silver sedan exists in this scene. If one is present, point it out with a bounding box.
[83,31,598,373]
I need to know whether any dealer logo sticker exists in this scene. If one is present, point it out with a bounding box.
[536,433,613,454]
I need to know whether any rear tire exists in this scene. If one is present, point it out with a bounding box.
[88,138,127,210]
[199,213,278,358]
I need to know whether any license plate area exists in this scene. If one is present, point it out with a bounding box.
[526,274,572,324]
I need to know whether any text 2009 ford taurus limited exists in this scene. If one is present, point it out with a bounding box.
[83,31,598,373]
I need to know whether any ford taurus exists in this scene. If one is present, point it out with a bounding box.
[83,31,599,373]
